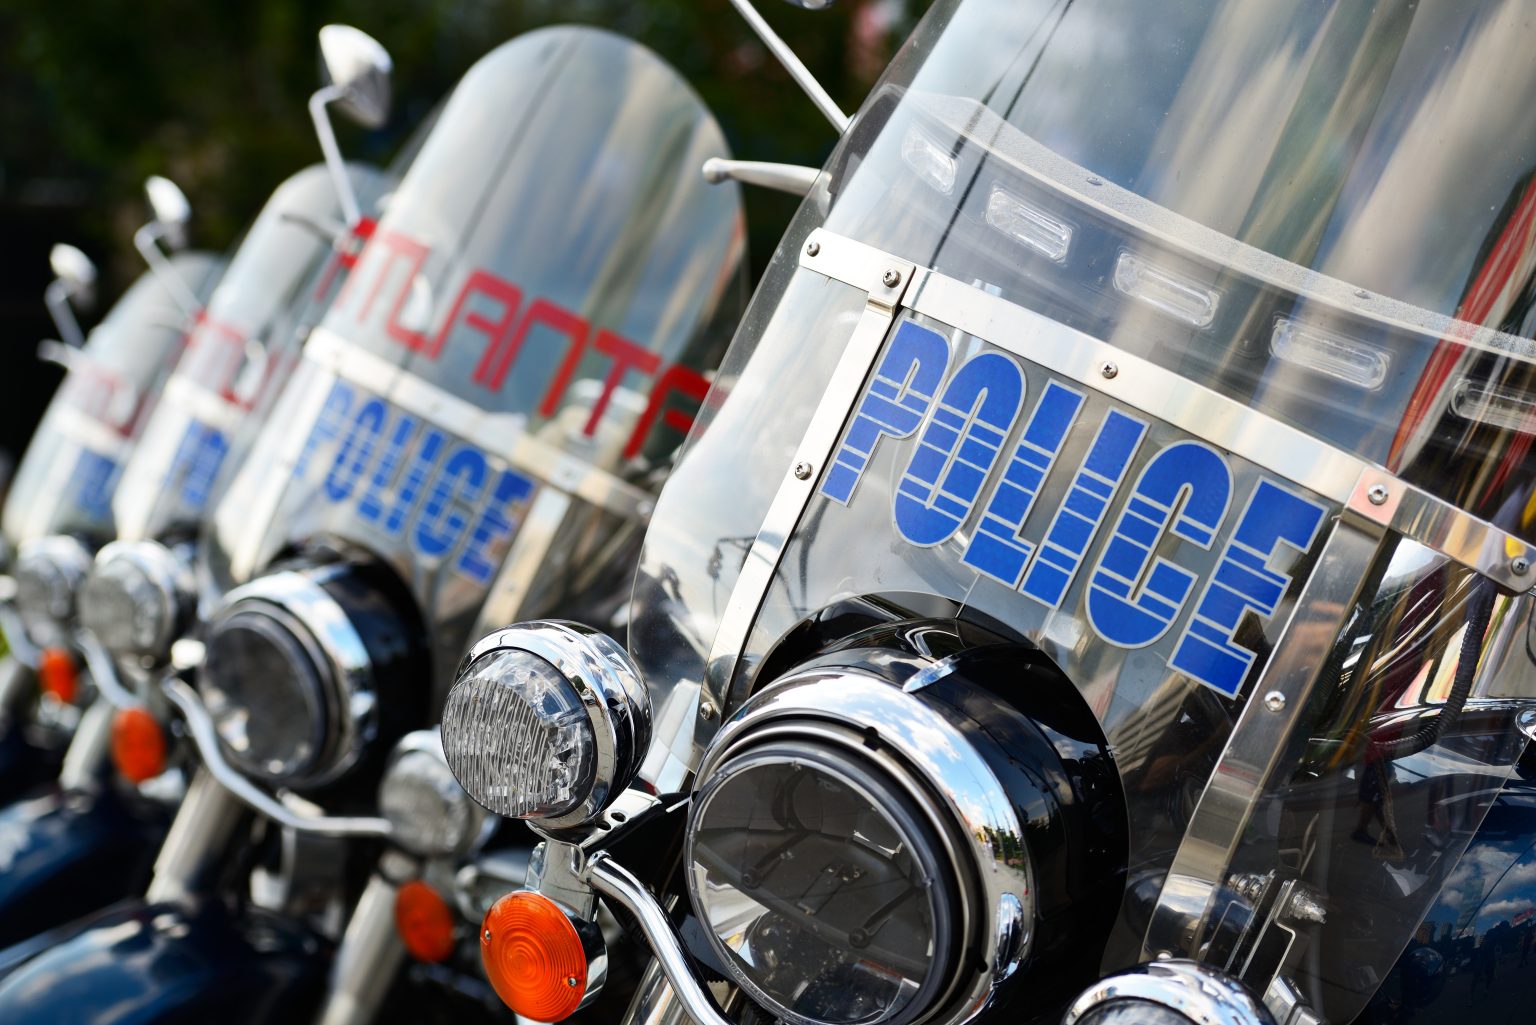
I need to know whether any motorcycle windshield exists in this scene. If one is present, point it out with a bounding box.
[2,252,222,547]
[631,0,1536,1018]
[113,162,391,544]
[204,25,744,695]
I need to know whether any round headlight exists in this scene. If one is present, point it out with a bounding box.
[689,742,958,1025]
[1062,961,1274,1025]
[200,564,419,789]
[78,540,192,661]
[13,535,93,645]
[380,729,486,857]
[441,620,650,830]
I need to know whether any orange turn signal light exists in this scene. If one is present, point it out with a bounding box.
[395,879,456,963]
[111,707,167,784]
[38,647,78,704]
[481,891,588,1022]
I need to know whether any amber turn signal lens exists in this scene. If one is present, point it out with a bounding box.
[38,647,78,704]
[111,707,167,784]
[481,891,587,1022]
[395,879,456,963]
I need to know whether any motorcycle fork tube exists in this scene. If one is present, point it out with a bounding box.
[146,766,247,904]
[314,874,404,1025]
[57,697,113,790]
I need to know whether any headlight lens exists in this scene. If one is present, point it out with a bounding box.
[13,535,93,645]
[687,743,957,1025]
[442,649,595,820]
[202,605,329,780]
[78,540,190,660]
[441,620,650,830]
[380,731,486,856]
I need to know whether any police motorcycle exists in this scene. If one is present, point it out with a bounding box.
[0,24,397,957]
[0,192,221,805]
[0,23,746,1025]
[431,1,1536,1024]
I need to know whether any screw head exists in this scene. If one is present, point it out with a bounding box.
[1367,484,1389,506]
[882,269,902,288]
[1514,556,1531,576]
[699,700,717,721]
[793,460,813,480]
[566,976,580,988]
[483,928,492,942]
[805,240,820,257]
[1263,690,1286,712]
[1100,361,1119,380]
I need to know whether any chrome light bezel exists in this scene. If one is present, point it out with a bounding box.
[13,534,95,645]
[687,667,1035,1025]
[379,728,488,858]
[200,569,378,789]
[79,538,194,662]
[1062,961,1275,1025]
[443,620,651,831]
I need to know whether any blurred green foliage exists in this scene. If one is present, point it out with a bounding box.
[0,0,921,289]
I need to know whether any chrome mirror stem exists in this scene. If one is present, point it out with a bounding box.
[702,157,819,196]
[309,84,364,228]
[725,0,850,133]
[132,220,201,317]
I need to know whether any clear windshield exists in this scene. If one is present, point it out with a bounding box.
[112,162,391,543]
[203,25,744,701]
[2,252,222,546]
[632,0,1536,1019]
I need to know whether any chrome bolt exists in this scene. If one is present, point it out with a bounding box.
[1514,556,1531,576]
[1155,950,1173,962]
[566,976,580,988]
[793,461,813,480]
[1286,888,1328,925]
[1100,361,1119,380]
[1366,484,1389,506]
[483,928,492,942]
[805,241,820,257]
[1263,690,1286,712]
[699,700,717,721]
[882,269,902,288]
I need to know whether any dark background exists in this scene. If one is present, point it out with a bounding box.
[0,0,919,470]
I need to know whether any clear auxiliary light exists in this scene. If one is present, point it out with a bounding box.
[902,125,957,195]
[1270,316,1391,391]
[1113,251,1221,328]
[985,183,1073,263]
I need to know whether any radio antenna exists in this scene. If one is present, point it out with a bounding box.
[726,0,850,133]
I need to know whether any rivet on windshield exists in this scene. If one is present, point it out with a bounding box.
[699,700,717,721]
[1263,691,1286,712]
[1099,361,1119,380]
[793,461,813,480]
[1087,176,1104,187]
[1514,555,1531,576]
[805,241,820,257]
[882,269,902,288]
[1366,484,1389,506]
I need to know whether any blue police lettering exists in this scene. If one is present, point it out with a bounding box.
[894,351,1024,547]
[1020,409,1147,608]
[1086,441,1232,647]
[832,321,1337,699]
[1169,480,1327,696]
[962,380,1084,587]
[293,381,536,582]
[169,419,230,511]
[822,321,949,505]
[71,449,119,522]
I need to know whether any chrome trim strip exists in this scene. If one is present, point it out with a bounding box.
[161,677,392,838]
[798,227,1533,590]
[74,629,140,710]
[584,852,734,1025]
[1142,517,1386,960]
[701,235,918,729]
[304,327,653,522]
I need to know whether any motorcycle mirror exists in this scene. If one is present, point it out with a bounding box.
[310,25,392,229]
[44,244,96,348]
[144,175,192,249]
[318,24,392,129]
[134,175,201,317]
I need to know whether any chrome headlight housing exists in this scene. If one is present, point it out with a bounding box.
[379,728,487,857]
[13,534,93,647]
[78,540,194,662]
[440,620,650,831]
[200,562,424,789]
[678,634,1124,1025]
